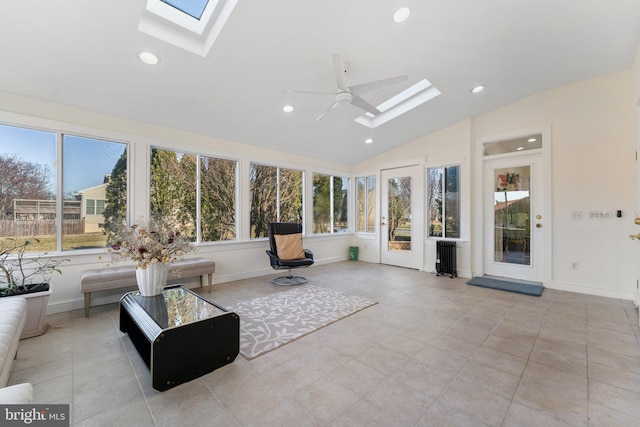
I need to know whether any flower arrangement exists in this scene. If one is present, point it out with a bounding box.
[104,220,195,269]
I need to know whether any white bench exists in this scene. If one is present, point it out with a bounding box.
[80,258,215,317]
[0,298,33,404]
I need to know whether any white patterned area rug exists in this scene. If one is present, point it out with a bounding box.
[228,284,377,360]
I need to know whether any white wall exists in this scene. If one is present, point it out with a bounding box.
[352,120,473,277]
[352,68,636,300]
[2,61,638,313]
[471,70,635,300]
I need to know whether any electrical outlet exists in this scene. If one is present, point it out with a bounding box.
[571,262,579,271]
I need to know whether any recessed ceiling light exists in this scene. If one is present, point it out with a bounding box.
[365,138,374,144]
[393,7,411,23]
[139,51,159,65]
[528,138,536,142]
[471,84,484,94]
[516,146,524,151]
[282,105,294,113]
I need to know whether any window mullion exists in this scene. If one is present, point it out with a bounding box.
[442,167,447,239]
[196,154,201,244]
[56,133,63,253]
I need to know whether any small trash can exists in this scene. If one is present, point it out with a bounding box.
[349,246,359,261]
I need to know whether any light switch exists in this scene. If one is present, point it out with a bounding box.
[571,211,583,220]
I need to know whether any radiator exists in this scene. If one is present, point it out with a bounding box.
[436,240,457,278]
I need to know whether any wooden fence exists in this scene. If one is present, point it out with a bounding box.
[0,219,84,237]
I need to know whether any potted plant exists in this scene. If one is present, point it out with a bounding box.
[0,238,67,338]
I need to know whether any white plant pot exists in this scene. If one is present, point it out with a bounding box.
[136,263,168,297]
[2,285,52,339]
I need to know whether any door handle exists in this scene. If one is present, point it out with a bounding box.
[380,222,387,226]
[630,234,640,240]
[536,223,542,228]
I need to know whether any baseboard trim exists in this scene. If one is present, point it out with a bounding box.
[549,280,634,301]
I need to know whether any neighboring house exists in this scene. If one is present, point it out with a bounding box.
[74,175,109,233]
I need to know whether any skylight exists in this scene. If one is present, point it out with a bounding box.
[139,0,238,57]
[354,79,441,129]
[161,0,209,20]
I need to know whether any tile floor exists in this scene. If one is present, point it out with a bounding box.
[8,262,640,426]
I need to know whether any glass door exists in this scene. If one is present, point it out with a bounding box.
[484,154,544,282]
[380,166,422,269]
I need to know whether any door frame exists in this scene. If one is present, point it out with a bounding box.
[377,157,426,271]
[473,126,553,285]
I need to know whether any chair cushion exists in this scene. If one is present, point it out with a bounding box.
[274,233,305,260]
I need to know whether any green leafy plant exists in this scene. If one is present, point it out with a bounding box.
[0,238,67,296]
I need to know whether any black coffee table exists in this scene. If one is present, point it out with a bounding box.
[120,285,239,391]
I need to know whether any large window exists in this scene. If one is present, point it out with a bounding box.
[150,148,197,241]
[200,156,237,241]
[312,173,349,234]
[0,124,128,252]
[427,165,460,238]
[356,176,376,233]
[63,135,128,251]
[0,124,57,252]
[250,163,303,238]
[150,148,238,243]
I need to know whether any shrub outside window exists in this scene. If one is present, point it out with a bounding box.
[427,165,460,238]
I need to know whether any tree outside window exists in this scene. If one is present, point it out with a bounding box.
[0,125,56,252]
[250,163,303,238]
[150,149,239,243]
[150,148,197,241]
[356,176,375,233]
[313,173,349,234]
[427,165,460,238]
[200,156,237,241]
[0,125,127,252]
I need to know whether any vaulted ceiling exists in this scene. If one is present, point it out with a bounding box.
[1,1,639,165]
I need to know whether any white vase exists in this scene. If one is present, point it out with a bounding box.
[136,262,169,297]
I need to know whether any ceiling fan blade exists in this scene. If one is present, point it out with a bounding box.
[285,89,335,96]
[332,54,348,90]
[350,73,408,96]
[351,96,380,116]
[316,101,340,120]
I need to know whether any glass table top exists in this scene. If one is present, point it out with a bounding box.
[130,285,227,329]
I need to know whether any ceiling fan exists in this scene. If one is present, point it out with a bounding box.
[289,54,408,120]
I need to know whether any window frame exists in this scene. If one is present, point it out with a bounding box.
[312,172,350,235]
[150,145,240,244]
[0,121,131,254]
[355,175,376,234]
[427,163,461,240]
[249,162,304,239]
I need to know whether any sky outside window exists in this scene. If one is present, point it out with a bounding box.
[161,0,209,19]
